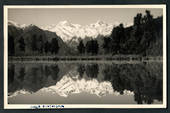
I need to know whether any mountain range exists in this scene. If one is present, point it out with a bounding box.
[8,20,71,55]
[8,15,163,56]
[9,20,132,43]
[41,20,116,42]
[8,20,133,54]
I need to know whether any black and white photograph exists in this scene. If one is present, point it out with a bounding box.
[4,5,166,109]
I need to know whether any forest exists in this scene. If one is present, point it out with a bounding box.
[8,10,163,57]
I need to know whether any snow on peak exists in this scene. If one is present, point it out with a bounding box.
[41,20,115,42]
[8,20,28,29]
[38,71,134,98]
[8,89,31,98]
[20,24,27,28]
[58,20,70,25]
[124,23,133,27]
[96,20,106,25]
[8,20,21,28]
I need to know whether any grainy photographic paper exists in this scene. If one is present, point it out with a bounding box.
[4,5,166,109]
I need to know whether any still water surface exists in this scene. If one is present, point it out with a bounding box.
[8,62,163,104]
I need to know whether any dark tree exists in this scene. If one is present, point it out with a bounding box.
[44,41,50,54]
[18,36,25,52]
[85,41,91,54]
[93,40,99,55]
[103,37,112,54]
[144,10,155,39]
[8,35,15,56]
[38,35,44,54]
[110,23,125,54]
[134,13,143,26]
[85,39,99,55]
[91,40,95,55]
[77,40,85,54]
[133,10,155,55]
[31,34,38,52]
[51,38,59,54]
[145,10,153,24]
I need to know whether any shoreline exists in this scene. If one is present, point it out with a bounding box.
[8,55,163,63]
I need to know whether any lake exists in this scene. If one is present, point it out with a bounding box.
[8,61,163,104]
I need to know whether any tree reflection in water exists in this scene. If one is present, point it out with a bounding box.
[76,63,162,104]
[77,64,85,78]
[102,63,162,104]
[8,62,162,104]
[18,67,25,81]
[85,64,99,78]
[8,64,60,93]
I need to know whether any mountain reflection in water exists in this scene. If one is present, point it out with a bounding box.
[8,62,163,104]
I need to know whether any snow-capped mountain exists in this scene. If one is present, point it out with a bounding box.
[41,20,116,43]
[46,76,114,97]
[8,89,31,98]
[37,70,134,98]
[8,20,132,44]
[8,20,27,28]
[8,20,133,53]
[8,20,72,55]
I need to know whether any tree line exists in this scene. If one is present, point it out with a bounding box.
[8,34,60,56]
[103,10,162,56]
[77,10,163,56]
[77,39,99,55]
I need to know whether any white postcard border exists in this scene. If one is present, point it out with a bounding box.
[3,5,167,109]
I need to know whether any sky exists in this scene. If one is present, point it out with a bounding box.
[8,8,163,27]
